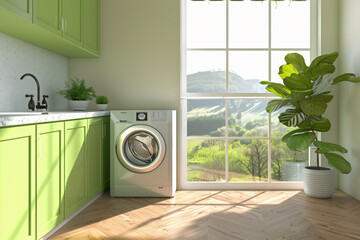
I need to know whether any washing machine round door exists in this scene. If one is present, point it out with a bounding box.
[116,125,166,173]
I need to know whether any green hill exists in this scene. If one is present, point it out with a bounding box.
[187,71,265,93]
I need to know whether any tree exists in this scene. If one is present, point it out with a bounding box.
[242,140,268,181]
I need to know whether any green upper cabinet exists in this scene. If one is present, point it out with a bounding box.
[83,0,99,54]
[0,125,36,240]
[64,119,88,219]
[0,0,32,21]
[62,0,82,45]
[87,118,103,200]
[0,0,99,57]
[33,0,61,35]
[36,122,65,239]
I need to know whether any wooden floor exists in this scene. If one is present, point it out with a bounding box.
[49,190,360,240]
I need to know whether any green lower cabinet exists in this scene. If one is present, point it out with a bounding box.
[87,118,103,200]
[0,116,110,239]
[36,122,65,239]
[102,117,110,189]
[64,119,88,219]
[0,125,36,240]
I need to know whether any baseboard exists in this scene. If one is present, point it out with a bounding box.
[40,191,104,240]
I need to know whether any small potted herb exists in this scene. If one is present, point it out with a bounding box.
[96,96,109,111]
[58,78,96,111]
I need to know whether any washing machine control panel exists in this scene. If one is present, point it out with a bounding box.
[136,112,148,121]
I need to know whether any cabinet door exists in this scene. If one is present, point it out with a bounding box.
[87,118,103,200]
[62,0,82,45]
[33,0,61,35]
[83,0,99,54]
[0,0,32,21]
[36,122,65,238]
[64,119,87,219]
[102,117,110,189]
[0,125,36,240]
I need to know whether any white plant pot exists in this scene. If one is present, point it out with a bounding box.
[303,166,335,198]
[282,161,307,181]
[97,104,108,111]
[69,100,89,111]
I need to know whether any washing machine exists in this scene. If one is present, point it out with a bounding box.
[110,110,176,197]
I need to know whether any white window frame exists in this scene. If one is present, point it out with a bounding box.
[180,0,319,190]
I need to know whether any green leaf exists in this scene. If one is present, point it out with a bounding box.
[314,141,348,154]
[265,99,291,113]
[283,73,312,91]
[282,128,312,142]
[299,97,327,116]
[332,73,360,85]
[288,91,312,102]
[278,108,307,127]
[310,52,338,68]
[313,94,333,103]
[279,64,299,80]
[286,132,316,151]
[265,84,291,99]
[285,53,308,73]
[298,117,331,132]
[324,153,352,174]
[307,63,336,81]
[260,81,273,85]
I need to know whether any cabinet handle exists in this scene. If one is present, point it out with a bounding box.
[65,20,67,33]
[39,138,42,159]
[61,18,64,31]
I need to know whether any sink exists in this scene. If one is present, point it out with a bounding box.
[0,112,46,116]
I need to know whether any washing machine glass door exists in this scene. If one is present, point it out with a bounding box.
[116,125,166,173]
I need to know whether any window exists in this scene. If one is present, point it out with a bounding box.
[180,0,318,189]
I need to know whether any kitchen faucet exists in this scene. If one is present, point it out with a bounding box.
[20,73,48,111]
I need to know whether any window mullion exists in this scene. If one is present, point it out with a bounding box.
[225,0,229,183]
[268,0,272,183]
[225,99,229,182]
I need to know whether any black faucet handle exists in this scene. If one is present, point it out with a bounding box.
[25,94,34,98]
[43,95,49,98]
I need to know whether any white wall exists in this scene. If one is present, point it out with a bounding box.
[69,0,180,111]
[0,32,68,112]
[338,0,360,201]
[319,0,339,157]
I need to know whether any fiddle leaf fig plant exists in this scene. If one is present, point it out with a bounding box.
[261,52,360,174]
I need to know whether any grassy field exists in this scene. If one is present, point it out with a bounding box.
[187,139,204,154]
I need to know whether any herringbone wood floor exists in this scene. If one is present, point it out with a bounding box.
[48,190,360,240]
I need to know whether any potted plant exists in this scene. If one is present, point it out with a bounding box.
[58,78,96,111]
[261,52,360,198]
[96,96,109,111]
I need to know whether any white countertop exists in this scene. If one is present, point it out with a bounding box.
[0,111,110,127]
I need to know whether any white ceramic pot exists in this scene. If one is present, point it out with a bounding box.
[303,166,335,198]
[282,161,307,181]
[97,104,108,111]
[69,100,89,111]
